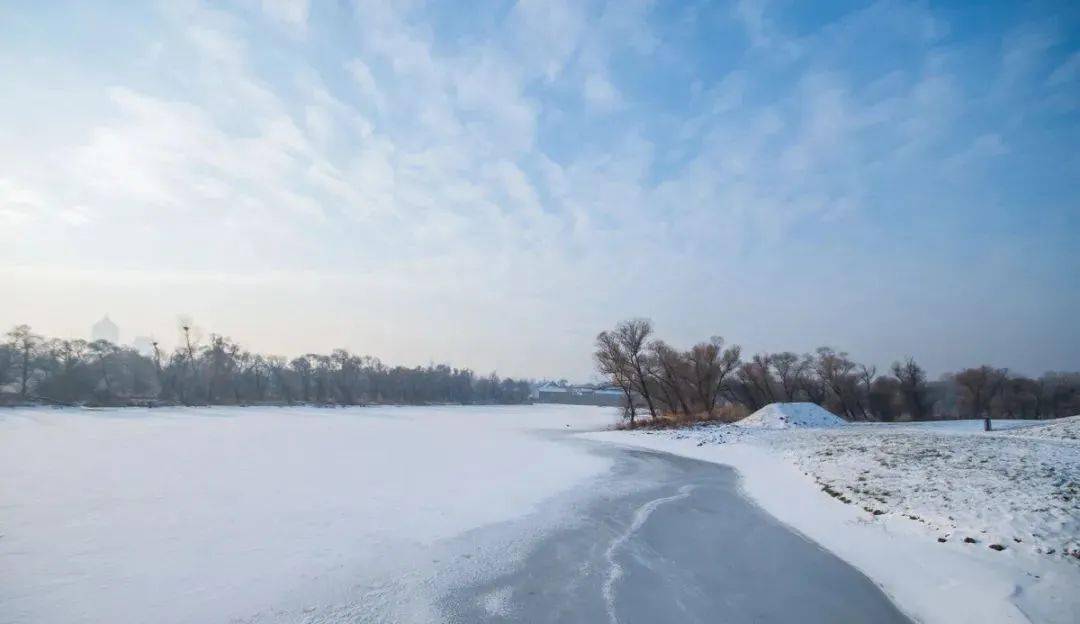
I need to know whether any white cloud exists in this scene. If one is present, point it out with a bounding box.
[58,205,94,227]
[708,71,746,115]
[346,59,386,113]
[0,178,46,226]
[1047,51,1080,87]
[38,0,949,282]
[732,0,802,60]
[259,0,310,34]
[944,133,1008,172]
[0,178,46,210]
[508,0,586,81]
[583,72,621,113]
[186,23,247,69]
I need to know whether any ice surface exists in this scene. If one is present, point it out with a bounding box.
[0,405,618,624]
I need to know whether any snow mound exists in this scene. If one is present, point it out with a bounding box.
[737,402,846,429]
[1004,415,1080,441]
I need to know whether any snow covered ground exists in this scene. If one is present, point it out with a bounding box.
[0,405,616,624]
[1002,415,1080,442]
[583,407,1080,624]
[4,404,1076,624]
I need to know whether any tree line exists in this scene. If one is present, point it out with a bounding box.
[595,318,1080,429]
[1,324,531,407]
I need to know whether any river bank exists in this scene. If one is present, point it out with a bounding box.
[582,416,1080,624]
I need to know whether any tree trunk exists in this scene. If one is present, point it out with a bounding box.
[20,346,30,398]
[100,360,113,397]
[633,362,658,419]
[621,385,635,426]
[697,384,713,417]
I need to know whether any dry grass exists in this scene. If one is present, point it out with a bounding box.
[615,404,749,430]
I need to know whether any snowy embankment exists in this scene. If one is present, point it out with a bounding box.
[1003,415,1080,442]
[582,405,1080,624]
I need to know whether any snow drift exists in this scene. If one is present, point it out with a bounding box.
[737,402,846,429]
[1003,414,1080,441]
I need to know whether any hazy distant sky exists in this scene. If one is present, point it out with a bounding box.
[2,0,1078,380]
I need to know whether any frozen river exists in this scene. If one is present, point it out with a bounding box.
[0,405,907,623]
[441,443,909,623]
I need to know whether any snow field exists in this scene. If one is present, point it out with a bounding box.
[1002,415,1080,442]
[0,405,617,624]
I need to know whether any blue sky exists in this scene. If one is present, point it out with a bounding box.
[2,0,1078,380]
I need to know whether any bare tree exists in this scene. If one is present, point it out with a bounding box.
[332,349,365,405]
[797,353,828,405]
[687,337,741,417]
[649,340,693,416]
[0,342,13,389]
[309,354,332,402]
[892,357,931,420]
[868,375,901,421]
[770,352,803,402]
[595,330,637,424]
[176,318,200,404]
[735,354,778,410]
[151,338,163,384]
[614,319,659,420]
[88,339,118,400]
[290,356,313,403]
[38,338,89,403]
[250,354,268,401]
[752,354,778,403]
[956,366,1007,431]
[7,325,41,399]
[203,334,234,403]
[998,375,1038,419]
[856,364,877,419]
[232,349,253,403]
[814,347,857,420]
[267,356,293,403]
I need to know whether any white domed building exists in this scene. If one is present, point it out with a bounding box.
[91,315,119,344]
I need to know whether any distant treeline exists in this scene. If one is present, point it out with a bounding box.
[1,325,532,407]
[596,318,1080,426]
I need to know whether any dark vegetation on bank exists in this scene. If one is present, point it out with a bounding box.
[612,404,750,431]
[1,324,531,407]
[595,318,1080,430]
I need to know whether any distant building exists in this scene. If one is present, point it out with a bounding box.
[91,315,119,344]
[535,382,626,407]
[132,336,156,357]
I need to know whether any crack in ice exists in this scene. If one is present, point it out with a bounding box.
[602,484,695,624]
